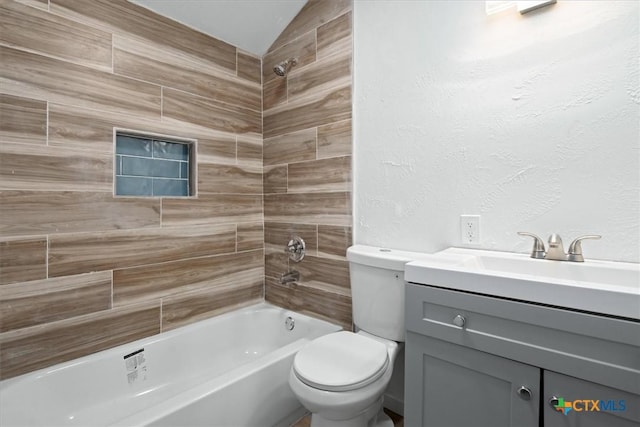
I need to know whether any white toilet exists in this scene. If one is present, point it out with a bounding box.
[289,245,423,427]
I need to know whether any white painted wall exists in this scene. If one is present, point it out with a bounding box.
[353,0,639,263]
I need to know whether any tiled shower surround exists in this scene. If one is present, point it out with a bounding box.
[0,0,353,380]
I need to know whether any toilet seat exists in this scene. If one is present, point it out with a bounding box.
[293,331,389,392]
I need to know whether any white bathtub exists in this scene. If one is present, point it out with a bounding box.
[0,303,341,427]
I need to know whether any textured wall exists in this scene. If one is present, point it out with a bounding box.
[354,0,639,263]
[263,0,354,330]
[0,0,264,379]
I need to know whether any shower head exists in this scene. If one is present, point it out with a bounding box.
[273,58,298,77]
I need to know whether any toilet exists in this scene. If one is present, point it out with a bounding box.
[289,245,424,427]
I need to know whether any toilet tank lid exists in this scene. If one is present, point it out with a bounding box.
[347,245,432,271]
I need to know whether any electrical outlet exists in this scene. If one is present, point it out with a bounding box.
[460,215,480,245]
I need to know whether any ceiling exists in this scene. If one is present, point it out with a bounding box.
[130,0,308,57]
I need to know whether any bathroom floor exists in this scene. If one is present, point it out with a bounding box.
[290,409,404,427]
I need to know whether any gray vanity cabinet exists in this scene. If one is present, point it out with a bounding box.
[544,371,640,427]
[405,331,539,427]
[404,283,640,427]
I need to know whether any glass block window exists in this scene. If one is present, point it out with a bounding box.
[115,133,193,197]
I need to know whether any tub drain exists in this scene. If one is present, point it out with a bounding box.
[285,316,295,331]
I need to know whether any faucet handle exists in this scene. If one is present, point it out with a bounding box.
[567,235,601,262]
[518,232,546,259]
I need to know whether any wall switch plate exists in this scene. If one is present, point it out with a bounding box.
[460,215,480,245]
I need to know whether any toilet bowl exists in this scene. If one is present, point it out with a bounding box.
[288,331,399,427]
[288,245,426,427]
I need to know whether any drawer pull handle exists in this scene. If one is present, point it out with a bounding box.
[517,386,532,401]
[453,314,466,328]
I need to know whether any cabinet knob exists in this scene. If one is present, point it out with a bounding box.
[453,314,466,328]
[517,386,532,401]
[549,396,560,408]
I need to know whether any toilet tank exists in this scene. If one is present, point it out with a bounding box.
[346,245,429,342]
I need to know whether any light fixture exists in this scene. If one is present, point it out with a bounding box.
[486,0,556,15]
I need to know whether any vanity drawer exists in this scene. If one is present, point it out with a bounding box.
[405,283,640,394]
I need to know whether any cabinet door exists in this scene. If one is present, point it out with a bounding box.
[544,371,640,427]
[405,331,539,427]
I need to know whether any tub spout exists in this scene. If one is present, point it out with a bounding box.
[280,270,300,284]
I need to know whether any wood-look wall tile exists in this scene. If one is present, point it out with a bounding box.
[287,156,351,193]
[1,46,161,119]
[49,224,236,277]
[287,53,351,102]
[237,134,262,167]
[263,76,287,111]
[263,86,351,139]
[0,142,112,192]
[113,36,260,112]
[317,11,352,60]
[0,302,160,380]
[265,222,317,279]
[263,31,317,86]
[264,192,351,226]
[161,280,263,331]
[318,225,352,260]
[0,237,46,285]
[48,103,226,155]
[237,50,261,85]
[14,0,48,10]
[113,250,263,306]
[0,271,112,332]
[268,0,352,53]
[264,165,288,194]
[161,194,262,227]
[237,222,264,252]
[162,88,261,135]
[296,255,350,290]
[0,94,47,146]
[50,0,237,74]
[318,119,352,159]
[265,277,352,331]
[0,191,160,237]
[197,164,263,195]
[263,128,316,166]
[198,134,237,165]
[1,0,112,72]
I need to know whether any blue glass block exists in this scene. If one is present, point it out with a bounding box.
[152,159,181,178]
[180,162,188,179]
[116,135,152,157]
[121,156,154,177]
[121,157,180,178]
[116,176,152,196]
[153,140,189,161]
[153,179,189,196]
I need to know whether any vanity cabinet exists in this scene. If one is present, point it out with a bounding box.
[404,283,640,427]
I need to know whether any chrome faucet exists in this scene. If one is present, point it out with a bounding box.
[518,232,601,262]
[280,270,300,284]
[546,233,566,261]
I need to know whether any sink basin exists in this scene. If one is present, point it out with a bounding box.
[405,248,640,320]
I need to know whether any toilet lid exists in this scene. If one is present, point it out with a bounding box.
[293,331,389,392]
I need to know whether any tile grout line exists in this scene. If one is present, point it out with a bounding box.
[45,235,49,278]
[111,34,114,74]
[110,269,114,308]
[45,101,49,146]
[160,86,164,119]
